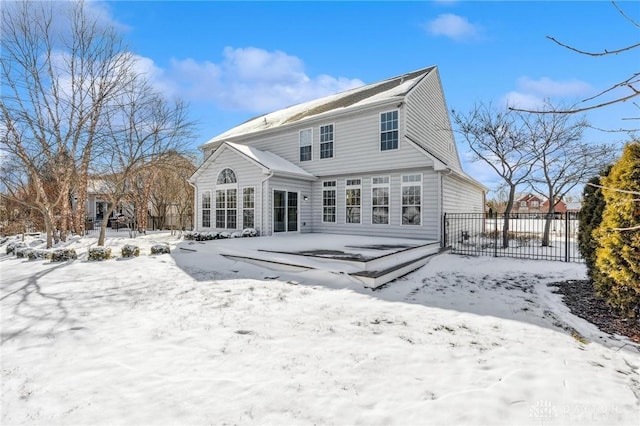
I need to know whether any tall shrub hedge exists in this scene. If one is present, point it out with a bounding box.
[593,142,640,317]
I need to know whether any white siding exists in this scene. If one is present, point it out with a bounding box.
[442,173,485,214]
[265,176,313,235]
[219,105,435,177]
[193,148,266,233]
[405,68,463,172]
[311,169,439,240]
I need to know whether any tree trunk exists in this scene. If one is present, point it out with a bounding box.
[542,200,555,247]
[502,184,517,249]
[97,205,116,246]
[73,171,89,235]
[42,208,55,248]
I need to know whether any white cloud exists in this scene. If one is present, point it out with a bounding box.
[502,91,546,110]
[516,76,592,98]
[425,14,481,41]
[141,47,364,113]
[501,76,593,110]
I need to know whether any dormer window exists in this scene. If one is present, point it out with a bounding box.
[380,110,399,151]
[300,128,312,161]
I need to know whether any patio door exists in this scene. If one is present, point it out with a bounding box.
[274,190,298,233]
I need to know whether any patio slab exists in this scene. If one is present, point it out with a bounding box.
[209,233,442,288]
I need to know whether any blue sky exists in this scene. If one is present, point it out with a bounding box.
[100,0,638,189]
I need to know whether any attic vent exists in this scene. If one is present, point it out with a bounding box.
[400,75,405,84]
[263,117,268,125]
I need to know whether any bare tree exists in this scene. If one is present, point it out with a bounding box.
[92,75,195,246]
[452,103,535,248]
[0,0,134,246]
[148,152,196,232]
[523,107,616,245]
[511,1,639,127]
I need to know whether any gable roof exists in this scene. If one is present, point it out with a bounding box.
[201,66,436,147]
[189,141,315,183]
[226,142,314,179]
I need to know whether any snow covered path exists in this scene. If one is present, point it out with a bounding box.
[1,233,639,425]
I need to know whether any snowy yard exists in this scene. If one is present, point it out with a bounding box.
[1,231,639,425]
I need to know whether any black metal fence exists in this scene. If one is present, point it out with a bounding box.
[443,212,583,263]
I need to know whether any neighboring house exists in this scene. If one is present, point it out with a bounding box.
[542,198,567,214]
[85,178,123,227]
[189,66,486,241]
[513,193,545,214]
[512,193,570,216]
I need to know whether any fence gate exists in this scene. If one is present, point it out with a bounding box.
[443,212,584,263]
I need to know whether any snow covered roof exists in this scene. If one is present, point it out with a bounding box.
[201,66,436,147]
[189,141,315,183]
[225,142,315,179]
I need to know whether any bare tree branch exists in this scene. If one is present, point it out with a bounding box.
[613,0,640,28]
[546,35,640,57]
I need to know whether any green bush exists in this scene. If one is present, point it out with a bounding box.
[121,244,140,258]
[184,232,218,241]
[28,249,51,261]
[150,244,170,255]
[15,247,31,258]
[88,247,111,261]
[51,248,77,262]
[6,241,26,255]
[593,142,640,317]
[578,167,611,277]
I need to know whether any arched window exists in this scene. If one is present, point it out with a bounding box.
[217,168,237,184]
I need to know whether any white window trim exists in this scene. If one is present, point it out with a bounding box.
[201,190,212,228]
[371,176,390,225]
[400,173,422,226]
[319,123,335,160]
[345,178,362,225]
[322,180,337,224]
[215,188,238,230]
[379,110,399,152]
[299,128,313,162]
[242,186,256,229]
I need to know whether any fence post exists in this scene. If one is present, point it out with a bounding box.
[494,212,498,257]
[442,213,447,249]
[565,213,569,262]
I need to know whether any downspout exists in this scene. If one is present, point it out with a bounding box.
[260,171,274,236]
[439,168,453,248]
[188,180,197,231]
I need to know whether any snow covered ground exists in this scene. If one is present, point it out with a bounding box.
[1,231,639,425]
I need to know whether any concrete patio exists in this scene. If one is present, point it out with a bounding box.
[189,233,442,288]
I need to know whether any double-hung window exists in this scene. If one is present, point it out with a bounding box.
[371,176,390,224]
[299,128,312,162]
[380,110,399,151]
[202,191,211,228]
[401,174,421,225]
[345,179,361,224]
[216,189,237,229]
[320,124,334,159]
[322,181,336,223]
[242,187,255,229]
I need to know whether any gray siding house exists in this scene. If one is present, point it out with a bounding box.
[189,66,486,241]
